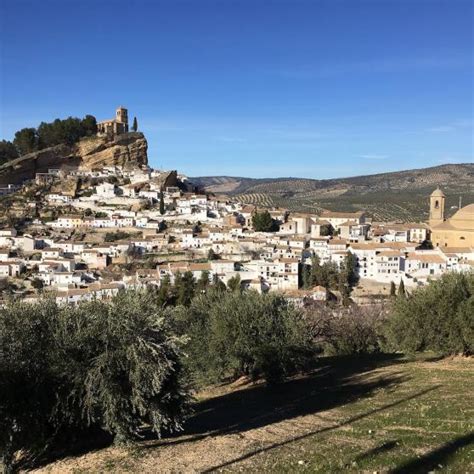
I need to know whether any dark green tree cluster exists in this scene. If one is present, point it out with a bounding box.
[319,224,333,236]
[252,210,279,232]
[11,115,97,156]
[302,253,358,304]
[11,128,37,156]
[302,255,336,289]
[0,140,19,165]
[154,270,224,308]
[385,272,473,355]
[0,292,188,472]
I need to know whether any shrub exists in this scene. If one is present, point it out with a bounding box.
[385,272,473,355]
[104,231,131,242]
[305,304,387,355]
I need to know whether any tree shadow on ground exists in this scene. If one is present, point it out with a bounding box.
[353,440,399,462]
[15,427,114,472]
[145,353,411,449]
[18,353,412,471]
[390,431,474,474]
[198,383,440,473]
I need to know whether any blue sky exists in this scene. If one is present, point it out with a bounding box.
[1,0,472,178]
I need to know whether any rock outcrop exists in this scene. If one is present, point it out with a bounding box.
[0,132,148,185]
[152,170,179,190]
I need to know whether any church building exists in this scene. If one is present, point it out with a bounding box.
[97,106,129,135]
[429,187,474,247]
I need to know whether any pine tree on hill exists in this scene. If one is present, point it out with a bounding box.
[159,192,165,215]
[0,140,19,165]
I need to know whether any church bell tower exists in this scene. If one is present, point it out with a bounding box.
[429,187,445,227]
[116,106,129,132]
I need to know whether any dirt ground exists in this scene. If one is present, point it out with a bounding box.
[31,354,474,473]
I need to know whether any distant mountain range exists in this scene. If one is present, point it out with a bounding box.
[191,163,474,222]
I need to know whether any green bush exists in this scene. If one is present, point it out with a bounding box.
[385,272,474,355]
[0,291,189,471]
[174,290,312,385]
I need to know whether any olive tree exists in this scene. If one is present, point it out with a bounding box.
[0,299,60,472]
[174,290,312,385]
[0,291,190,471]
[385,272,473,355]
[55,291,190,443]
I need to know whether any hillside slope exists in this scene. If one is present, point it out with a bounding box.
[31,355,473,473]
[192,164,474,221]
[0,132,148,185]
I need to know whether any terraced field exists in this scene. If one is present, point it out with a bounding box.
[235,193,275,207]
[232,187,474,222]
[193,164,474,221]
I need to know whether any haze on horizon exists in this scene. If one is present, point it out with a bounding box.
[0,0,472,179]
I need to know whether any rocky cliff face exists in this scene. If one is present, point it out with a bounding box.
[0,132,148,185]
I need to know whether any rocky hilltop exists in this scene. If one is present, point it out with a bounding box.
[0,132,148,185]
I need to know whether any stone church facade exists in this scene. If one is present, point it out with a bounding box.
[97,106,129,135]
[429,187,474,247]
